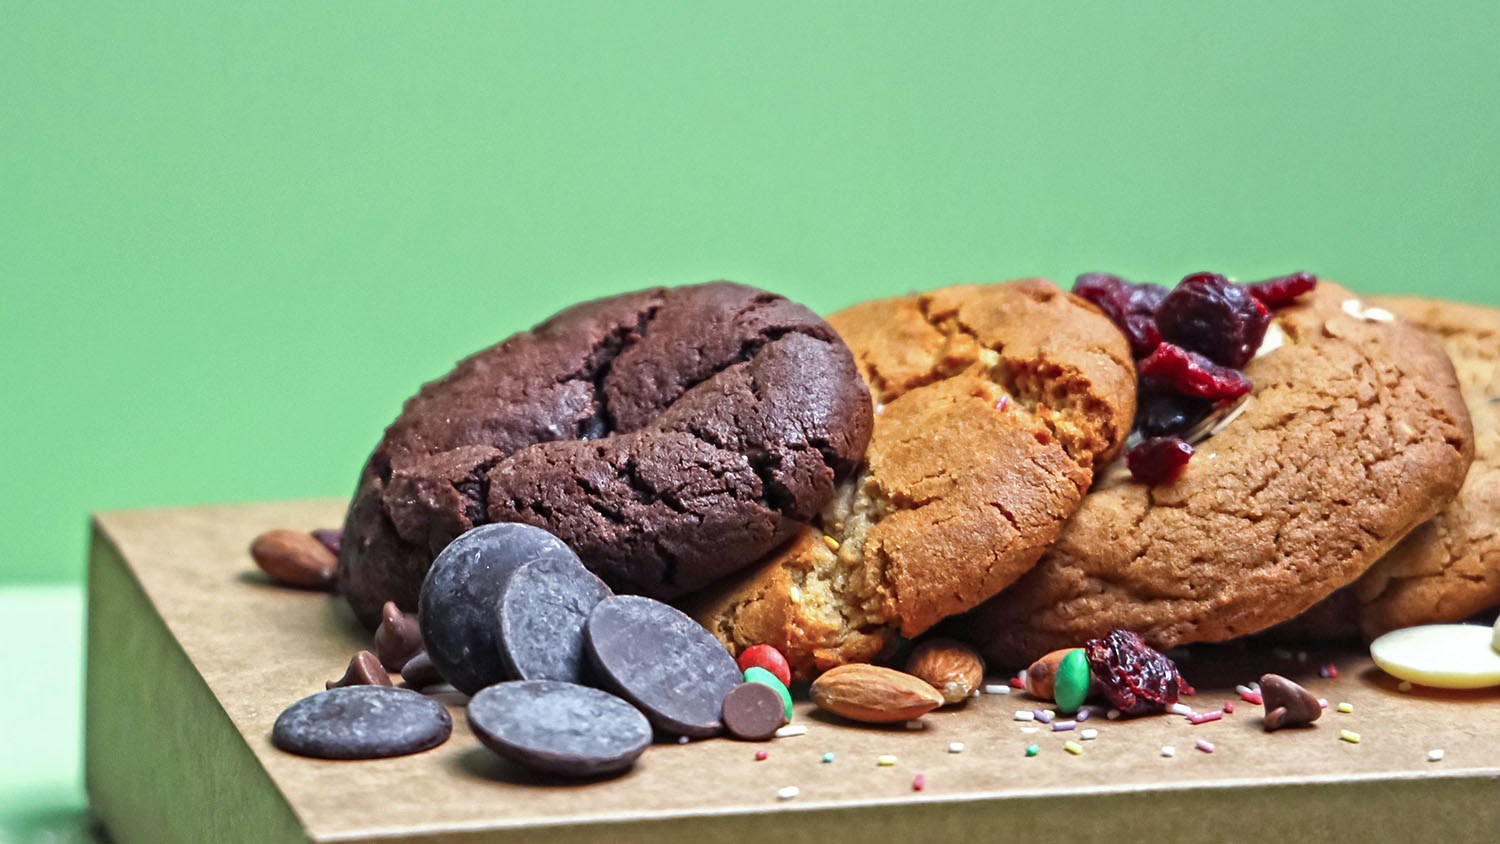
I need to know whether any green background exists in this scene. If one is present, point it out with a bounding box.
[4,1,1499,586]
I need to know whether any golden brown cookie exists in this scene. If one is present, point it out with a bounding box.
[1282,297,1500,640]
[965,283,1475,667]
[688,280,1137,679]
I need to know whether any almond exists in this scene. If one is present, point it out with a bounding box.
[250,529,338,589]
[810,664,944,723]
[905,638,985,705]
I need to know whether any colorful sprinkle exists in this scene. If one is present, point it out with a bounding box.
[822,752,834,763]
[1106,709,1122,720]
[1080,728,1099,741]
[877,755,897,766]
[912,773,925,791]
[1188,711,1222,725]
[822,535,840,552]
[777,786,799,800]
[677,735,690,744]
[1033,709,1054,724]
[1240,689,1263,705]
[904,720,926,731]
[1428,749,1445,762]
[755,750,768,761]
[774,724,807,738]
[1337,702,1353,713]
[1234,684,1252,696]
[1013,710,1035,722]
[1025,744,1039,757]
[1398,681,1413,693]
[1195,739,1215,753]
[948,742,965,754]
[1222,700,1234,714]
[1320,663,1339,679]
[1161,745,1176,757]
[984,684,1011,695]
[1052,719,1077,732]
[1340,730,1361,744]
[1019,726,1039,734]
[1075,707,1091,722]
[1169,702,1194,717]
[1063,741,1083,756]
[1010,675,1025,688]
[1318,698,1329,709]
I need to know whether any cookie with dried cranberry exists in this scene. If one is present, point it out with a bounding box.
[966,282,1474,665]
[688,280,1137,679]
[1277,297,1500,640]
[337,282,873,627]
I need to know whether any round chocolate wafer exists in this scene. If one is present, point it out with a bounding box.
[271,686,452,759]
[497,554,613,684]
[585,595,741,737]
[418,523,583,695]
[467,681,651,777]
[720,681,787,740]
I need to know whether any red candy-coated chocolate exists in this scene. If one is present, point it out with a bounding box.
[737,644,792,687]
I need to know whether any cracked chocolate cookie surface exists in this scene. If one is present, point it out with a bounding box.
[688,280,1137,678]
[966,283,1475,667]
[1280,297,1500,640]
[337,282,873,627]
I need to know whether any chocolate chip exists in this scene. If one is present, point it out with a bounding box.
[418,523,585,695]
[272,686,452,759]
[467,681,651,777]
[497,555,613,684]
[400,651,444,690]
[326,650,393,690]
[720,682,787,741]
[584,595,741,737]
[1260,673,1322,731]
[311,527,342,557]
[375,601,423,671]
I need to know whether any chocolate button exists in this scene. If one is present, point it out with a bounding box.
[467,680,651,777]
[585,595,741,737]
[721,681,787,741]
[497,555,613,683]
[418,523,584,695]
[272,686,452,759]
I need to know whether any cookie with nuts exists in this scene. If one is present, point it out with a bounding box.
[688,280,1137,679]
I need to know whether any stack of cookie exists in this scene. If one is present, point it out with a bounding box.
[334,275,1497,680]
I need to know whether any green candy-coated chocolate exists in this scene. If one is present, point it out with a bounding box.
[1053,648,1090,714]
[743,666,793,721]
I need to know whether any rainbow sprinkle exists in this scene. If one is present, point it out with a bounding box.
[1063,741,1084,756]
[755,750,767,761]
[877,755,897,766]
[1195,739,1215,753]
[912,773,925,791]
[822,752,834,763]
[1025,744,1039,757]
[777,786,799,800]
[1337,702,1353,713]
[1188,711,1222,726]
[1340,730,1361,744]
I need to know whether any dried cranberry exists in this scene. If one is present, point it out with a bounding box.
[1072,272,1169,358]
[1134,387,1213,438]
[1246,272,1317,307]
[1155,272,1270,368]
[1138,342,1253,401]
[1126,436,1194,485]
[1083,630,1193,715]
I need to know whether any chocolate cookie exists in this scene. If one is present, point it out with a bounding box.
[337,282,873,626]
[689,280,1137,678]
[966,283,1474,666]
[1280,297,1500,639]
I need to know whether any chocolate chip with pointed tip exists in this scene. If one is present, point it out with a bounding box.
[1260,673,1322,731]
[327,650,393,690]
[375,601,423,671]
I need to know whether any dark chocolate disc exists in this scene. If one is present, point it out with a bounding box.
[720,681,787,741]
[497,555,613,683]
[467,680,651,777]
[418,523,584,695]
[271,686,452,759]
[584,595,740,737]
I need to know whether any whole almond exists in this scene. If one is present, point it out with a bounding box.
[250,529,338,589]
[810,664,944,723]
[905,638,985,705]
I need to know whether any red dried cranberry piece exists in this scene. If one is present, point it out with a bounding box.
[1073,273,1169,358]
[1156,272,1270,368]
[1083,630,1194,716]
[1246,272,1317,307]
[1138,342,1253,401]
[1134,387,1213,438]
[1126,436,1194,485]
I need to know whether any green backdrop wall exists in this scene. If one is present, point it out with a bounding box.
[4,1,1498,583]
